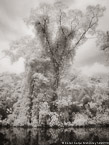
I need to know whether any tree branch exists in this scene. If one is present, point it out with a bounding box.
[68,15,97,53]
[38,19,60,68]
[59,10,67,39]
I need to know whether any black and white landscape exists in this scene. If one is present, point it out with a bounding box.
[0,0,109,144]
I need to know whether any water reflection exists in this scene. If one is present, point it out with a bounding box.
[0,127,109,145]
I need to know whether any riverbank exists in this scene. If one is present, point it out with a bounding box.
[0,113,109,128]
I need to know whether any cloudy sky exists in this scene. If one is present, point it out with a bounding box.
[0,0,109,76]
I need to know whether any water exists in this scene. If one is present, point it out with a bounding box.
[0,127,109,145]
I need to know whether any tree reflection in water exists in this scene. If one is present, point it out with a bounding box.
[0,127,109,145]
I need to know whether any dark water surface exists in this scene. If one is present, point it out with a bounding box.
[0,127,109,145]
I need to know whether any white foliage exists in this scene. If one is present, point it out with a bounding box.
[73,113,88,126]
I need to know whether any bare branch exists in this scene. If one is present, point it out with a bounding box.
[68,15,97,53]
[59,10,67,39]
[70,17,79,32]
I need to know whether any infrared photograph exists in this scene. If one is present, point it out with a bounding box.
[0,0,109,144]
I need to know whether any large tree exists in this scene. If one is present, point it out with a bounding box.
[5,2,105,92]
[26,2,105,92]
[3,1,105,124]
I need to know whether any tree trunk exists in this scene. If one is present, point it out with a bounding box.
[52,65,60,101]
[53,67,60,91]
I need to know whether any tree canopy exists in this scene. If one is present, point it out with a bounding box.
[3,1,105,91]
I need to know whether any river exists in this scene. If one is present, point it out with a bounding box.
[0,127,109,145]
